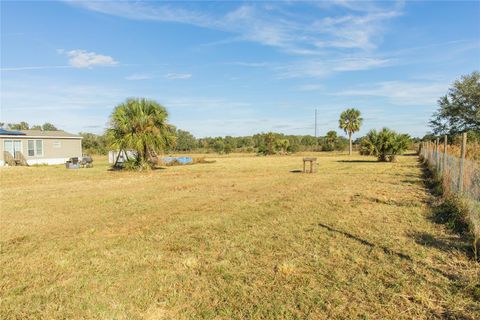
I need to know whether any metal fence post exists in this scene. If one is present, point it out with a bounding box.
[458,132,467,193]
[435,137,440,170]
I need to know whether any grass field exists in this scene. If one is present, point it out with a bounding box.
[1,153,479,319]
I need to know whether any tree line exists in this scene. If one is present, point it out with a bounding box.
[0,122,59,131]
[80,128,351,156]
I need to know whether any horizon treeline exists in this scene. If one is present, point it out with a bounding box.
[80,129,352,155]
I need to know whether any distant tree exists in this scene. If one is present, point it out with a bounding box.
[430,71,480,135]
[80,132,108,155]
[42,123,58,131]
[334,136,349,151]
[263,132,277,155]
[237,136,254,149]
[0,122,4,128]
[8,122,29,130]
[224,143,233,154]
[107,98,176,169]
[30,125,42,130]
[323,130,338,151]
[339,108,363,155]
[275,139,290,154]
[224,136,237,150]
[301,135,316,147]
[213,139,225,154]
[287,143,300,153]
[175,129,197,151]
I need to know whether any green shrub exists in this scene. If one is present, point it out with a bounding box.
[360,128,410,162]
[121,158,150,171]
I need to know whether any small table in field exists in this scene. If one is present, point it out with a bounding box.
[303,157,317,173]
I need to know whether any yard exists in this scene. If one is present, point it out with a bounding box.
[1,153,478,319]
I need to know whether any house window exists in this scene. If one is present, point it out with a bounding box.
[36,140,43,156]
[4,140,13,155]
[27,140,43,156]
[28,140,35,156]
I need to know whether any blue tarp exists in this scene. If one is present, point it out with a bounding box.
[163,157,193,164]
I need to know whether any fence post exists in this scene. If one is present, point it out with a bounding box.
[435,137,440,171]
[443,135,447,175]
[458,132,467,193]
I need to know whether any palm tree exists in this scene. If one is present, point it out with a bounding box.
[275,139,290,154]
[107,98,176,168]
[325,130,337,150]
[339,108,363,155]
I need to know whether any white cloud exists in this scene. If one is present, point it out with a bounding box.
[125,73,152,80]
[334,81,449,105]
[165,73,192,80]
[69,1,403,55]
[278,57,391,78]
[332,58,392,71]
[59,49,118,68]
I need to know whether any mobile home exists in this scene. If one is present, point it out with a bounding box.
[0,129,82,166]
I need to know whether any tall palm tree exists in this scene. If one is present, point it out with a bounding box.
[339,108,363,155]
[107,98,176,167]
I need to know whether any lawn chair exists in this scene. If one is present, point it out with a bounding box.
[81,156,93,168]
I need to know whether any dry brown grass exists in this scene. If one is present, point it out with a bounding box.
[438,143,480,161]
[1,153,479,319]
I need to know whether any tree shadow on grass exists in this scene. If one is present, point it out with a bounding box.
[317,222,458,281]
[409,231,471,256]
[401,179,424,186]
[318,223,413,261]
[317,222,480,316]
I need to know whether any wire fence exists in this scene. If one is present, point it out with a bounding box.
[420,136,479,259]
[420,143,480,202]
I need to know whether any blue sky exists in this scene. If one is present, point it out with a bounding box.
[1,0,479,138]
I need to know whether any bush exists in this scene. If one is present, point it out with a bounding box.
[121,158,150,171]
[224,144,233,154]
[360,128,410,162]
[287,144,300,153]
[213,140,225,154]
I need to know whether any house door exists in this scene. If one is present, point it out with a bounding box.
[4,140,22,157]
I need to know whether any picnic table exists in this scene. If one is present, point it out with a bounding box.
[303,157,317,173]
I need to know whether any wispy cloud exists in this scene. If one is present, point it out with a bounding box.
[125,73,152,80]
[278,57,392,78]
[68,1,403,55]
[1,65,72,72]
[165,73,192,80]
[334,81,449,105]
[332,57,392,71]
[58,49,118,68]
